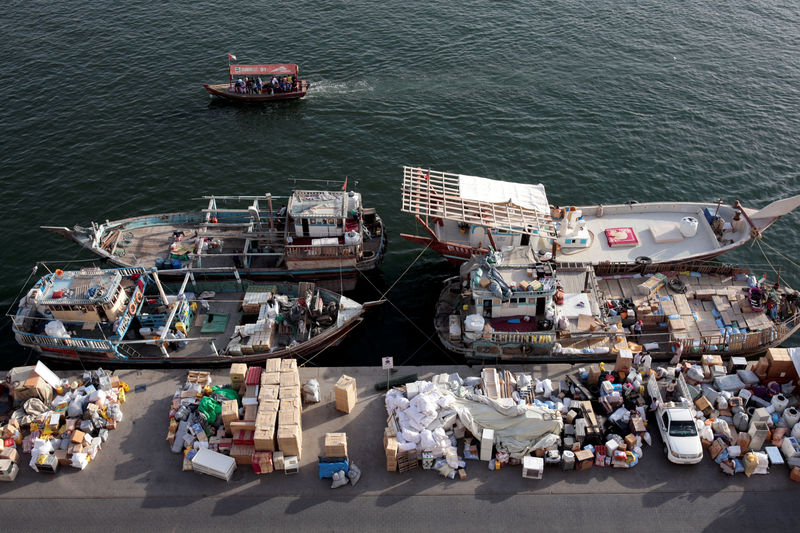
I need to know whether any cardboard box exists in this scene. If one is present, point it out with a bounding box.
[221,400,239,435]
[279,371,300,388]
[230,444,255,465]
[230,363,247,388]
[14,373,54,404]
[71,430,85,444]
[624,434,637,449]
[324,433,348,458]
[0,447,19,463]
[695,396,713,416]
[278,408,301,427]
[266,358,281,373]
[252,451,273,474]
[575,449,594,470]
[334,375,357,413]
[766,348,798,380]
[260,372,281,386]
[710,438,726,460]
[254,426,276,452]
[280,359,298,372]
[54,449,69,466]
[277,424,302,458]
[588,365,601,386]
[279,386,301,401]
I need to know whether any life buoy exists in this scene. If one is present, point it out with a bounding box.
[55,269,64,278]
[135,291,143,303]
[128,301,137,315]
[635,256,652,266]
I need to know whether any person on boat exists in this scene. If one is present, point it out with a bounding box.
[287,74,293,91]
[271,76,279,92]
[256,77,263,93]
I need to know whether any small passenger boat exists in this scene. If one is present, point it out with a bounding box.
[435,250,800,363]
[12,266,380,365]
[401,166,800,266]
[203,62,309,103]
[43,188,386,291]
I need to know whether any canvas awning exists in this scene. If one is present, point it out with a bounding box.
[229,64,298,77]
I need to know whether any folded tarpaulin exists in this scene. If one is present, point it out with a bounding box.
[447,391,563,459]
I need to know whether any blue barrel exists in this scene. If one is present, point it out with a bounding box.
[172,259,183,269]
[155,257,165,269]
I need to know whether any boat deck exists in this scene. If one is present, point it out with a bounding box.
[559,209,732,264]
[431,203,751,264]
[595,269,787,348]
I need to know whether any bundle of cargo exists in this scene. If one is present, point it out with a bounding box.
[381,364,662,480]
[0,362,129,478]
[167,369,239,473]
[672,347,800,479]
[170,360,305,478]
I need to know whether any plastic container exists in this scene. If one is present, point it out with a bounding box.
[561,450,575,471]
[783,407,800,428]
[771,394,789,413]
[679,216,699,237]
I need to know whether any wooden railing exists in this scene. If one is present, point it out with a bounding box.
[285,243,360,259]
[16,332,114,352]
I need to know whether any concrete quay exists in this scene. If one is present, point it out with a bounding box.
[1,364,798,531]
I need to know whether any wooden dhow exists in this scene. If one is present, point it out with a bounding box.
[401,166,800,266]
[435,249,800,363]
[43,189,386,291]
[12,265,381,365]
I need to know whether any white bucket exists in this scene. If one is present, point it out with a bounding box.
[679,216,699,237]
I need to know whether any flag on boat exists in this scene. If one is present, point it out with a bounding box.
[425,171,430,181]
[228,53,237,60]
[342,177,348,191]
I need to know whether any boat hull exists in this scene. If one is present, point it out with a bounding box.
[204,83,308,103]
[435,264,800,364]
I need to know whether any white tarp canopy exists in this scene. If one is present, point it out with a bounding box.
[448,393,563,458]
[458,174,550,214]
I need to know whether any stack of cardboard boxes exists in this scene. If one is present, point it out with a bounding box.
[335,375,357,413]
[277,359,302,460]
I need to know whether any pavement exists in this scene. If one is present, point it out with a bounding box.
[1,364,799,532]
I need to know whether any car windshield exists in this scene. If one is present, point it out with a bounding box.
[669,419,698,437]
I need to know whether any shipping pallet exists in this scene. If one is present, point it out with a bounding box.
[186,371,210,384]
[397,452,418,473]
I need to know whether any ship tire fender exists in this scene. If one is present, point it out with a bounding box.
[635,256,652,266]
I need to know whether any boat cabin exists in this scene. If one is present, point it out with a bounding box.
[30,268,147,339]
[287,190,361,239]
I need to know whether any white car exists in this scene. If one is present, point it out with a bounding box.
[657,408,703,465]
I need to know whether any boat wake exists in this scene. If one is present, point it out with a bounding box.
[307,79,374,97]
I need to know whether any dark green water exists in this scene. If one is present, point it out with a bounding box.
[2,1,800,368]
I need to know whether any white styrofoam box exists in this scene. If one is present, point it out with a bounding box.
[191,448,236,481]
[522,456,544,479]
[480,428,495,461]
[765,446,784,466]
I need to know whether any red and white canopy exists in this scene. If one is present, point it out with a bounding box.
[229,64,298,76]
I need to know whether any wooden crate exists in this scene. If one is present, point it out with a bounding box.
[266,358,281,373]
[334,375,357,413]
[397,451,418,473]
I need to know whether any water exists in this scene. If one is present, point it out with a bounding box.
[2,1,800,368]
